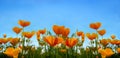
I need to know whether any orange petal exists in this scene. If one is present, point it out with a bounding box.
[53,25,64,35]
[13,26,22,34]
[117,48,120,53]
[4,47,14,57]
[10,38,20,46]
[76,31,83,36]
[62,28,70,37]
[100,39,109,46]
[44,36,57,47]
[95,22,101,30]
[111,34,116,39]
[18,20,30,27]
[86,33,97,40]
[22,31,35,39]
[65,38,78,48]
[57,37,64,44]
[39,29,46,34]
[90,23,96,29]
[90,22,101,30]
[97,29,106,36]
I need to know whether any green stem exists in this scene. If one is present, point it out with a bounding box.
[66,49,68,58]
[96,30,98,54]
[21,27,25,56]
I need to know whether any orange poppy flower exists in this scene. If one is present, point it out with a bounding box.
[98,48,114,58]
[39,29,46,34]
[97,29,106,36]
[117,48,120,53]
[111,34,116,39]
[0,38,3,44]
[65,38,78,48]
[100,39,109,46]
[9,38,20,46]
[22,31,35,39]
[110,39,115,45]
[56,37,64,44]
[18,20,30,27]
[13,26,22,34]
[53,25,64,35]
[110,39,117,45]
[116,40,120,45]
[110,40,120,45]
[4,47,21,58]
[90,22,101,30]
[52,25,70,37]
[86,33,97,40]
[3,34,7,38]
[44,36,58,47]
[62,28,70,37]
[36,29,46,40]
[76,31,83,36]
[0,38,8,44]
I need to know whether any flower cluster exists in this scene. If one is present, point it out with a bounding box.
[0,20,120,58]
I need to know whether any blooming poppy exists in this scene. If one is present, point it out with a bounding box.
[44,36,58,47]
[97,29,106,36]
[52,25,70,37]
[76,31,85,42]
[62,28,70,37]
[0,38,8,44]
[86,33,97,40]
[100,39,109,46]
[9,38,20,46]
[56,37,64,44]
[65,38,78,48]
[110,39,120,45]
[103,48,114,56]
[22,31,35,39]
[18,20,30,27]
[3,34,7,38]
[4,47,14,57]
[36,29,46,41]
[117,48,120,53]
[4,47,21,58]
[13,26,22,34]
[76,31,83,36]
[0,39,3,44]
[90,22,101,30]
[52,25,64,35]
[111,34,116,39]
[116,40,120,45]
[39,29,46,34]
[110,39,117,45]
[98,48,114,58]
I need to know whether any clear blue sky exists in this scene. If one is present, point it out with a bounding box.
[0,0,120,46]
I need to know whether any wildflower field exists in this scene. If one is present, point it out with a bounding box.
[0,20,120,58]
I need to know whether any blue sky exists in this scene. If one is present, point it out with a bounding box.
[0,0,120,46]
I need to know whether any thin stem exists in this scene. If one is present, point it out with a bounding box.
[21,27,25,56]
[95,30,98,54]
